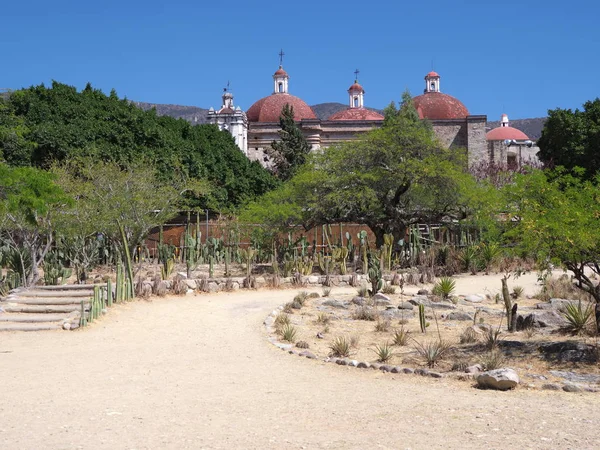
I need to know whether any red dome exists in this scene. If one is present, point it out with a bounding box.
[328,107,384,121]
[486,126,529,141]
[246,94,316,122]
[426,71,440,78]
[348,82,364,93]
[412,92,469,120]
[273,66,288,77]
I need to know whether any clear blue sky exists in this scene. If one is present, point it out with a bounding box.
[2,0,598,120]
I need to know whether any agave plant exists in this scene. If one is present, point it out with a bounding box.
[413,338,454,368]
[562,301,594,335]
[329,336,351,357]
[432,276,456,300]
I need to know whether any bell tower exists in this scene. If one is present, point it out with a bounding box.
[424,71,441,93]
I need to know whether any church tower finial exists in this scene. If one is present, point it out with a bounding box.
[348,70,365,109]
[273,50,289,94]
[424,71,441,93]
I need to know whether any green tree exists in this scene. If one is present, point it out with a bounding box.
[537,98,600,176]
[267,104,311,180]
[501,168,600,332]
[0,164,71,286]
[0,81,277,210]
[243,91,479,246]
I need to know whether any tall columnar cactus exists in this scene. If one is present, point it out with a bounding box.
[419,304,427,333]
[209,256,214,278]
[367,252,383,296]
[107,279,113,307]
[332,247,349,275]
[383,233,394,271]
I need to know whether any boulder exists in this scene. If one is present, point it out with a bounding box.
[446,311,473,321]
[530,310,568,328]
[351,296,366,306]
[429,302,456,311]
[477,368,520,391]
[465,364,483,374]
[549,370,600,384]
[398,302,414,311]
[417,289,429,295]
[322,299,348,309]
[408,296,431,306]
[464,294,484,303]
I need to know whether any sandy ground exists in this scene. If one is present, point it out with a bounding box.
[1,271,599,450]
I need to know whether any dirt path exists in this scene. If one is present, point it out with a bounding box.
[0,281,598,449]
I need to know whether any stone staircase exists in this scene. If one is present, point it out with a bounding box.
[0,285,96,331]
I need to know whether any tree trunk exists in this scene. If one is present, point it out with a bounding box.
[510,303,518,332]
[595,303,600,335]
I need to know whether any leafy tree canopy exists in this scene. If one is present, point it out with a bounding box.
[537,98,600,177]
[0,81,278,210]
[242,91,480,246]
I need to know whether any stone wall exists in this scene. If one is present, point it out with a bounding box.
[431,121,467,149]
[466,115,488,167]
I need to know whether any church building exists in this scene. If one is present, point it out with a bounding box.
[208,58,536,168]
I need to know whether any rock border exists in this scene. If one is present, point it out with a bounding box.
[263,304,599,394]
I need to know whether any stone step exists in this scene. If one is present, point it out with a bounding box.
[30,284,105,291]
[2,297,92,306]
[0,313,75,323]
[0,304,84,314]
[11,290,95,298]
[0,322,63,332]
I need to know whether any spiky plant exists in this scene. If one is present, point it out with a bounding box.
[459,327,479,344]
[329,336,351,358]
[316,312,330,324]
[280,324,297,343]
[413,339,454,368]
[374,318,391,332]
[322,287,332,297]
[562,301,594,335]
[352,306,377,321]
[373,342,394,363]
[432,276,456,300]
[479,351,506,371]
[392,327,409,346]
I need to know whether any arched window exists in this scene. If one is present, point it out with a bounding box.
[430,82,436,91]
[353,97,359,107]
[278,82,283,93]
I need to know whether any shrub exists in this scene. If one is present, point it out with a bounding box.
[459,246,479,273]
[562,301,594,335]
[535,275,592,303]
[294,291,310,305]
[392,327,409,346]
[459,327,479,344]
[356,286,368,297]
[350,334,360,349]
[511,285,524,299]
[322,287,332,297]
[296,340,309,349]
[432,276,456,300]
[316,312,330,324]
[274,313,291,331]
[413,339,454,368]
[280,324,297,343]
[479,242,501,272]
[451,360,469,372]
[308,292,320,299]
[283,302,294,313]
[484,326,501,350]
[329,336,351,357]
[291,300,303,310]
[353,306,377,321]
[373,342,394,363]
[479,351,505,371]
[375,318,391,332]
[381,283,397,295]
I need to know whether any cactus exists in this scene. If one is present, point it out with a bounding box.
[367,252,383,296]
[332,247,349,275]
[383,233,394,271]
[209,255,214,278]
[419,304,427,333]
[240,247,256,278]
[79,300,87,327]
[107,279,113,307]
[161,258,174,280]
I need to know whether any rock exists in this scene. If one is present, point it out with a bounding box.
[373,293,391,304]
[62,322,71,331]
[539,341,598,363]
[296,341,310,349]
[322,299,348,309]
[390,366,402,373]
[380,309,414,320]
[549,370,600,384]
[348,360,359,367]
[402,368,415,374]
[307,276,319,284]
[357,362,371,369]
[562,383,583,393]
[465,364,483,374]
[379,365,393,372]
[351,296,366,306]
[398,302,414,310]
[428,372,444,378]
[464,294,484,303]
[336,358,349,366]
[417,289,429,295]
[299,351,317,359]
[316,332,324,339]
[264,316,274,327]
[275,343,293,351]
[530,310,568,328]
[541,383,561,391]
[370,363,382,370]
[408,295,431,306]
[446,311,473,321]
[477,368,520,391]
[176,272,188,279]
[429,302,456,310]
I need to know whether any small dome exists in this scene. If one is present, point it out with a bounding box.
[348,82,364,93]
[426,71,440,78]
[246,94,316,122]
[486,126,529,141]
[412,92,469,120]
[273,66,288,77]
[328,107,384,121]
